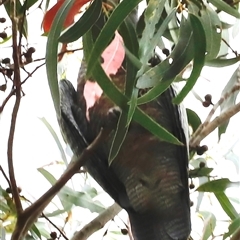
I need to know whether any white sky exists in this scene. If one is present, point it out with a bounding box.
[0,2,240,239]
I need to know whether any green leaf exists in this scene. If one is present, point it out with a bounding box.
[173,14,206,104]
[86,0,142,76]
[214,192,239,220]
[38,168,105,213]
[138,0,167,63]
[39,117,68,166]
[109,111,129,164]
[59,0,102,43]
[188,2,221,60]
[38,167,73,210]
[136,16,194,89]
[205,56,240,67]
[223,216,240,239]
[119,18,139,124]
[199,211,216,240]
[30,225,42,240]
[186,108,202,133]
[83,32,182,146]
[189,167,213,178]
[207,0,240,18]
[60,191,105,213]
[218,67,240,138]
[46,0,75,117]
[197,178,240,192]
[137,77,175,105]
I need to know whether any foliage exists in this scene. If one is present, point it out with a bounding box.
[0,0,240,239]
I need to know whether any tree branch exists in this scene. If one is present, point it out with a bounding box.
[7,0,23,215]
[190,65,240,147]
[11,127,112,240]
[71,202,122,240]
[190,101,240,147]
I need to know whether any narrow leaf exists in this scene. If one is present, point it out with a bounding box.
[109,111,129,164]
[136,16,194,89]
[39,117,68,166]
[218,67,240,138]
[186,108,202,133]
[207,0,240,18]
[46,0,76,117]
[199,211,216,240]
[87,0,142,76]
[196,178,240,192]
[59,0,102,43]
[223,216,240,239]
[214,192,239,220]
[138,0,167,63]
[188,2,221,60]
[173,14,206,104]
[205,56,240,67]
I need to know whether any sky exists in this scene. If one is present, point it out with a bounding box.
[0,2,240,239]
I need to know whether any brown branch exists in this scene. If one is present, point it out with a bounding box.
[190,101,240,147]
[7,0,23,215]
[71,202,122,240]
[41,213,69,240]
[0,165,11,189]
[11,127,112,240]
[190,66,240,148]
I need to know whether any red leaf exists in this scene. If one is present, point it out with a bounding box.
[42,0,90,33]
[101,32,125,76]
[84,32,125,118]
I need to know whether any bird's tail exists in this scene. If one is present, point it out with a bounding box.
[128,210,191,240]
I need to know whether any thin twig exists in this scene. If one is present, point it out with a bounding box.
[7,0,23,215]
[41,213,69,240]
[71,202,122,240]
[190,66,240,147]
[190,101,240,147]
[0,165,12,189]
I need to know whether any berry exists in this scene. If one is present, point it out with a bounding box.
[0,18,6,23]
[162,48,170,56]
[196,145,208,155]
[2,58,10,64]
[121,229,128,235]
[50,232,57,239]
[202,101,210,107]
[189,183,195,189]
[204,94,212,102]
[0,32,7,39]
[199,162,205,168]
[27,47,36,54]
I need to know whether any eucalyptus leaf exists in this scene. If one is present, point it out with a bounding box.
[138,0,167,65]
[207,0,240,18]
[186,108,202,133]
[136,16,194,89]
[218,67,240,138]
[59,0,102,43]
[188,2,221,60]
[223,216,240,239]
[83,31,182,145]
[196,178,240,192]
[189,167,213,178]
[46,0,76,116]
[173,14,206,104]
[39,117,68,166]
[87,0,142,76]
[109,111,129,164]
[214,192,239,220]
[199,211,216,240]
[205,56,240,67]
